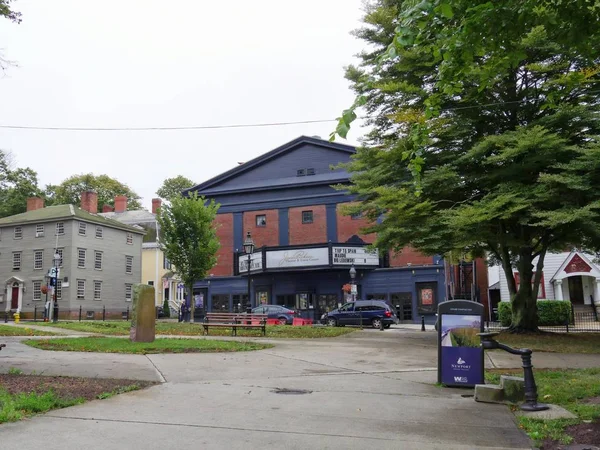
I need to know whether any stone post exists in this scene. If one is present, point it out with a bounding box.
[130,284,156,343]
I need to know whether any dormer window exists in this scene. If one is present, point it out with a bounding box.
[296,169,306,177]
[306,168,315,176]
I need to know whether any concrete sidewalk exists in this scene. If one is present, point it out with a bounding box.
[0,328,534,449]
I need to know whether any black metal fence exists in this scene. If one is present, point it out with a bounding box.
[3,306,167,323]
[486,311,600,333]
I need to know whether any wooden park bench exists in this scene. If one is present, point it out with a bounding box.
[203,313,268,336]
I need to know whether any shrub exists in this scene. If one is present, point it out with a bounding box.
[162,298,171,319]
[497,300,571,326]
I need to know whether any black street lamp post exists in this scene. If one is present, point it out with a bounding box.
[349,265,357,302]
[243,231,255,313]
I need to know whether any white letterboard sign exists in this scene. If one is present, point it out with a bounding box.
[266,247,329,269]
[332,246,379,266]
[238,252,263,273]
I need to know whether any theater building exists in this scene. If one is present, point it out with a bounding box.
[187,136,445,323]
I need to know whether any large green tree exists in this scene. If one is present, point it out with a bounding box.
[339,0,600,332]
[156,175,195,202]
[157,192,220,321]
[1,0,21,71]
[45,174,142,210]
[0,150,42,218]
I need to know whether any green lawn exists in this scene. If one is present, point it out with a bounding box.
[492,331,600,354]
[24,337,273,354]
[0,387,84,423]
[33,321,356,338]
[0,324,57,336]
[486,368,600,446]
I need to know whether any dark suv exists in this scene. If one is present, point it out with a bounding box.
[321,300,399,329]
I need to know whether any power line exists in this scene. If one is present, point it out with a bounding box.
[0,118,337,131]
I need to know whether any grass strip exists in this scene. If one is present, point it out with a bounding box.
[486,368,600,446]
[0,324,57,336]
[24,336,273,354]
[33,321,356,338]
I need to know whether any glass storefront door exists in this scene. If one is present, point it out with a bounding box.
[296,293,315,320]
[317,294,339,318]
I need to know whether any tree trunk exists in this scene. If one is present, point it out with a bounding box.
[509,251,539,333]
[188,283,194,323]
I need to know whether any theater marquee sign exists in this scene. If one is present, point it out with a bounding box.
[237,244,380,274]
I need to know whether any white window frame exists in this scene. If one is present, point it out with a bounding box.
[56,248,64,267]
[14,226,22,239]
[12,252,21,271]
[56,222,65,235]
[33,281,42,301]
[36,224,45,237]
[78,222,87,236]
[94,251,103,270]
[55,279,62,299]
[34,250,44,270]
[77,279,85,300]
[125,255,133,274]
[126,232,133,245]
[95,226,103,239]
[125,284,133,302]
[78,248,86,268]
[93,280,102,301]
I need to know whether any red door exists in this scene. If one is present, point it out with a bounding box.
[11,286,19,309]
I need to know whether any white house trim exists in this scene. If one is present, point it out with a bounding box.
[5,276,25,312]
[550,251,600,281]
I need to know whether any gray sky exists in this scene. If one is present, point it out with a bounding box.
[0,0,366,210]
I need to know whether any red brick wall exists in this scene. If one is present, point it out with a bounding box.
[289,205,327,245]
[336,203,375,244]
[389,246,433,267]
[242,209,279,248]
[211,213,234,276]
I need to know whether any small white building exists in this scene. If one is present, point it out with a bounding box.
[490,251,600,314]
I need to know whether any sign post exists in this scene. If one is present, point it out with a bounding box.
[437,300,484,387]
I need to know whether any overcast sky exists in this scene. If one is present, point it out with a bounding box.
[0,0,366,210]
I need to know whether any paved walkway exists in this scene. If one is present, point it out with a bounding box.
[0,327,538,449]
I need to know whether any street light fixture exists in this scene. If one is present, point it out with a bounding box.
[52,252,61,323]
[243,231,255,312]
[349,265,357,302]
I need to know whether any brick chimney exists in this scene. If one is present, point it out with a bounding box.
[152,198,162,214]
[27,196,44,212]
[114,195,127,213]
[80,191,98,214]
[102,204,114,213]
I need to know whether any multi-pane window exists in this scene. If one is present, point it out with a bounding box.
[302,210,313,224]
[94,281,102,300]
[78,248,86,268]
[14,226,22,239]
[12,252,21,271]
[163,255,172,270]
[55,279,62,299]
[94,251,103,270]
[56,222,65,235]
[36,224,45,237]
[95,226,103,238]
[77,280,85,299]
[78,222,87,236]
[125,284,133,302]
[56,248,64,267]
[34,250,44,270]
[125,256,133,274]
[126,233,133,245]
[33,281,42,301]
[256,215,266,227]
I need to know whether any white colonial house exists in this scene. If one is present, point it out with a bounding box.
[489,250,600,315]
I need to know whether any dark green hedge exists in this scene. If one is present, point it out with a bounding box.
[498,300,572,327]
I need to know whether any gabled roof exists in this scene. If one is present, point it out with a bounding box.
[99,209,156,225]
[550,251,600,281]
[0,205,145,234]
[185,135,356,195]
